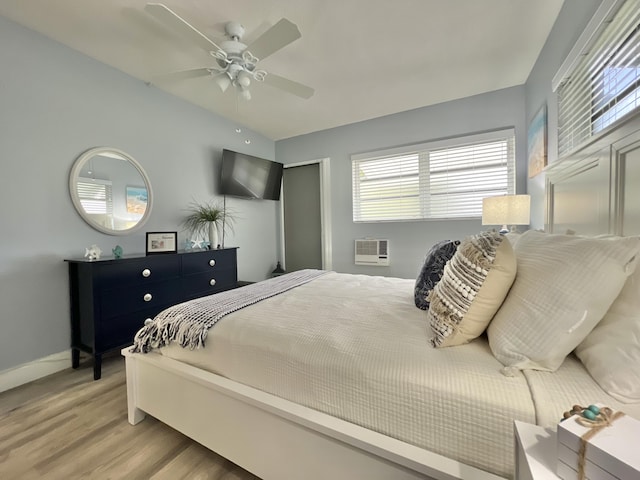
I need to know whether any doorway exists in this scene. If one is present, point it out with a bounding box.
[281,158,332,272]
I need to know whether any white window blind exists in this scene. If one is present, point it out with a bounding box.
[558,0,640,156]
[77,177,113,215]
[352,130,515,222]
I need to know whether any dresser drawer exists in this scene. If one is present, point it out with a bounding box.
[93,255,181,288]
[95,308,161,351]
[99,281,182,319]
[181,268,237,299]
[181,249,237,274]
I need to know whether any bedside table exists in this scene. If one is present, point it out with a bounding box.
[514,421,560,480]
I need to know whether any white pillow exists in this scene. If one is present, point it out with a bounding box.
[488,230,639,372]
[503,231,522,248]
[575,255,640,403]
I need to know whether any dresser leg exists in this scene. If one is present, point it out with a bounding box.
[72,348,80,369]
[93,354,102,380]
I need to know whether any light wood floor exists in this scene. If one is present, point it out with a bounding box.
[0,353,261,480]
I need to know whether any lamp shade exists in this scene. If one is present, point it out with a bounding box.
[482,195,531,226]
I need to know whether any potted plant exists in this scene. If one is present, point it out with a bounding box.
[181,200,233,249]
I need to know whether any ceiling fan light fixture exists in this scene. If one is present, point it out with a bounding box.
[236,71,251,88]
[239,87,251,101]
[214,73,231,92]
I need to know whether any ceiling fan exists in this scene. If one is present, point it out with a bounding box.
[145,3,314,100]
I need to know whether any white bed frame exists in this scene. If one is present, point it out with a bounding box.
[122,348,503,480]
[123,116,640,480]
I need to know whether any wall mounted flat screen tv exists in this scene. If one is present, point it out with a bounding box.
[219,149,284,200]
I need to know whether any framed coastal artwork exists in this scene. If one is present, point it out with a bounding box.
[528,105,547,178]
[126,185,148,215]
[146,231,177,255]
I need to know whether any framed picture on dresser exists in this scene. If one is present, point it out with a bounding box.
[146,231,177,255]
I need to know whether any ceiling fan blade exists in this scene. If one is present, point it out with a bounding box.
[145,3,222,54]
[243,20,274,46]
[245,18,301,61]
[263,73,314,99]
[153,67,215,82]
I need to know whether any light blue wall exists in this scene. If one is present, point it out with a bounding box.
[524,0,602,229]
[276,86,527,278]
[0,16,278,372]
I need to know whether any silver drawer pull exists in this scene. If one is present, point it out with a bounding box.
[143,293,152,302]
[142,268,151,278]
[210,279,216,286]
[209,259,216,267]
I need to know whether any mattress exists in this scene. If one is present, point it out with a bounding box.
[159,272,537,477]
[523,354,640,427]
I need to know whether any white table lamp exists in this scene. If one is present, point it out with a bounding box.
[482,195,531,234]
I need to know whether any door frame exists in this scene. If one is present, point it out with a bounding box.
[280,158,332,271]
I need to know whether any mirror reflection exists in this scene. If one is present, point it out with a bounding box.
[69,147,153,235]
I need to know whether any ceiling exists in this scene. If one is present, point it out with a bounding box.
[0,0,564,140]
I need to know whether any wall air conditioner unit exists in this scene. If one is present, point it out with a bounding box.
[354,239,389,266]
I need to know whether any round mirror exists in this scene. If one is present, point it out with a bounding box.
[69,147,153,235]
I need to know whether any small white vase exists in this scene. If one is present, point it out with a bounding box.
[208,222,219,249]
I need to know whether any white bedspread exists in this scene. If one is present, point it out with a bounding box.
[160,272,536,477]
[523,354,640,427]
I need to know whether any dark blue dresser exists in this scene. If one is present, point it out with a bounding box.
[66,248,237,379]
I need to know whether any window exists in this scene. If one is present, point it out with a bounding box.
[592,28,640,134]
[352,130,515,222]
[557,0,640,156]
[77,177,113,215]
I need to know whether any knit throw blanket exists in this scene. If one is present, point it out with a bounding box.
[131,269,329,353]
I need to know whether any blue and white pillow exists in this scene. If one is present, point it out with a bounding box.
[414,239,460,310]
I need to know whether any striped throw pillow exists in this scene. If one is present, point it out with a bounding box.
[428,231,516,348]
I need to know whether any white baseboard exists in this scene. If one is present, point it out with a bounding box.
[0,350,70,393]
